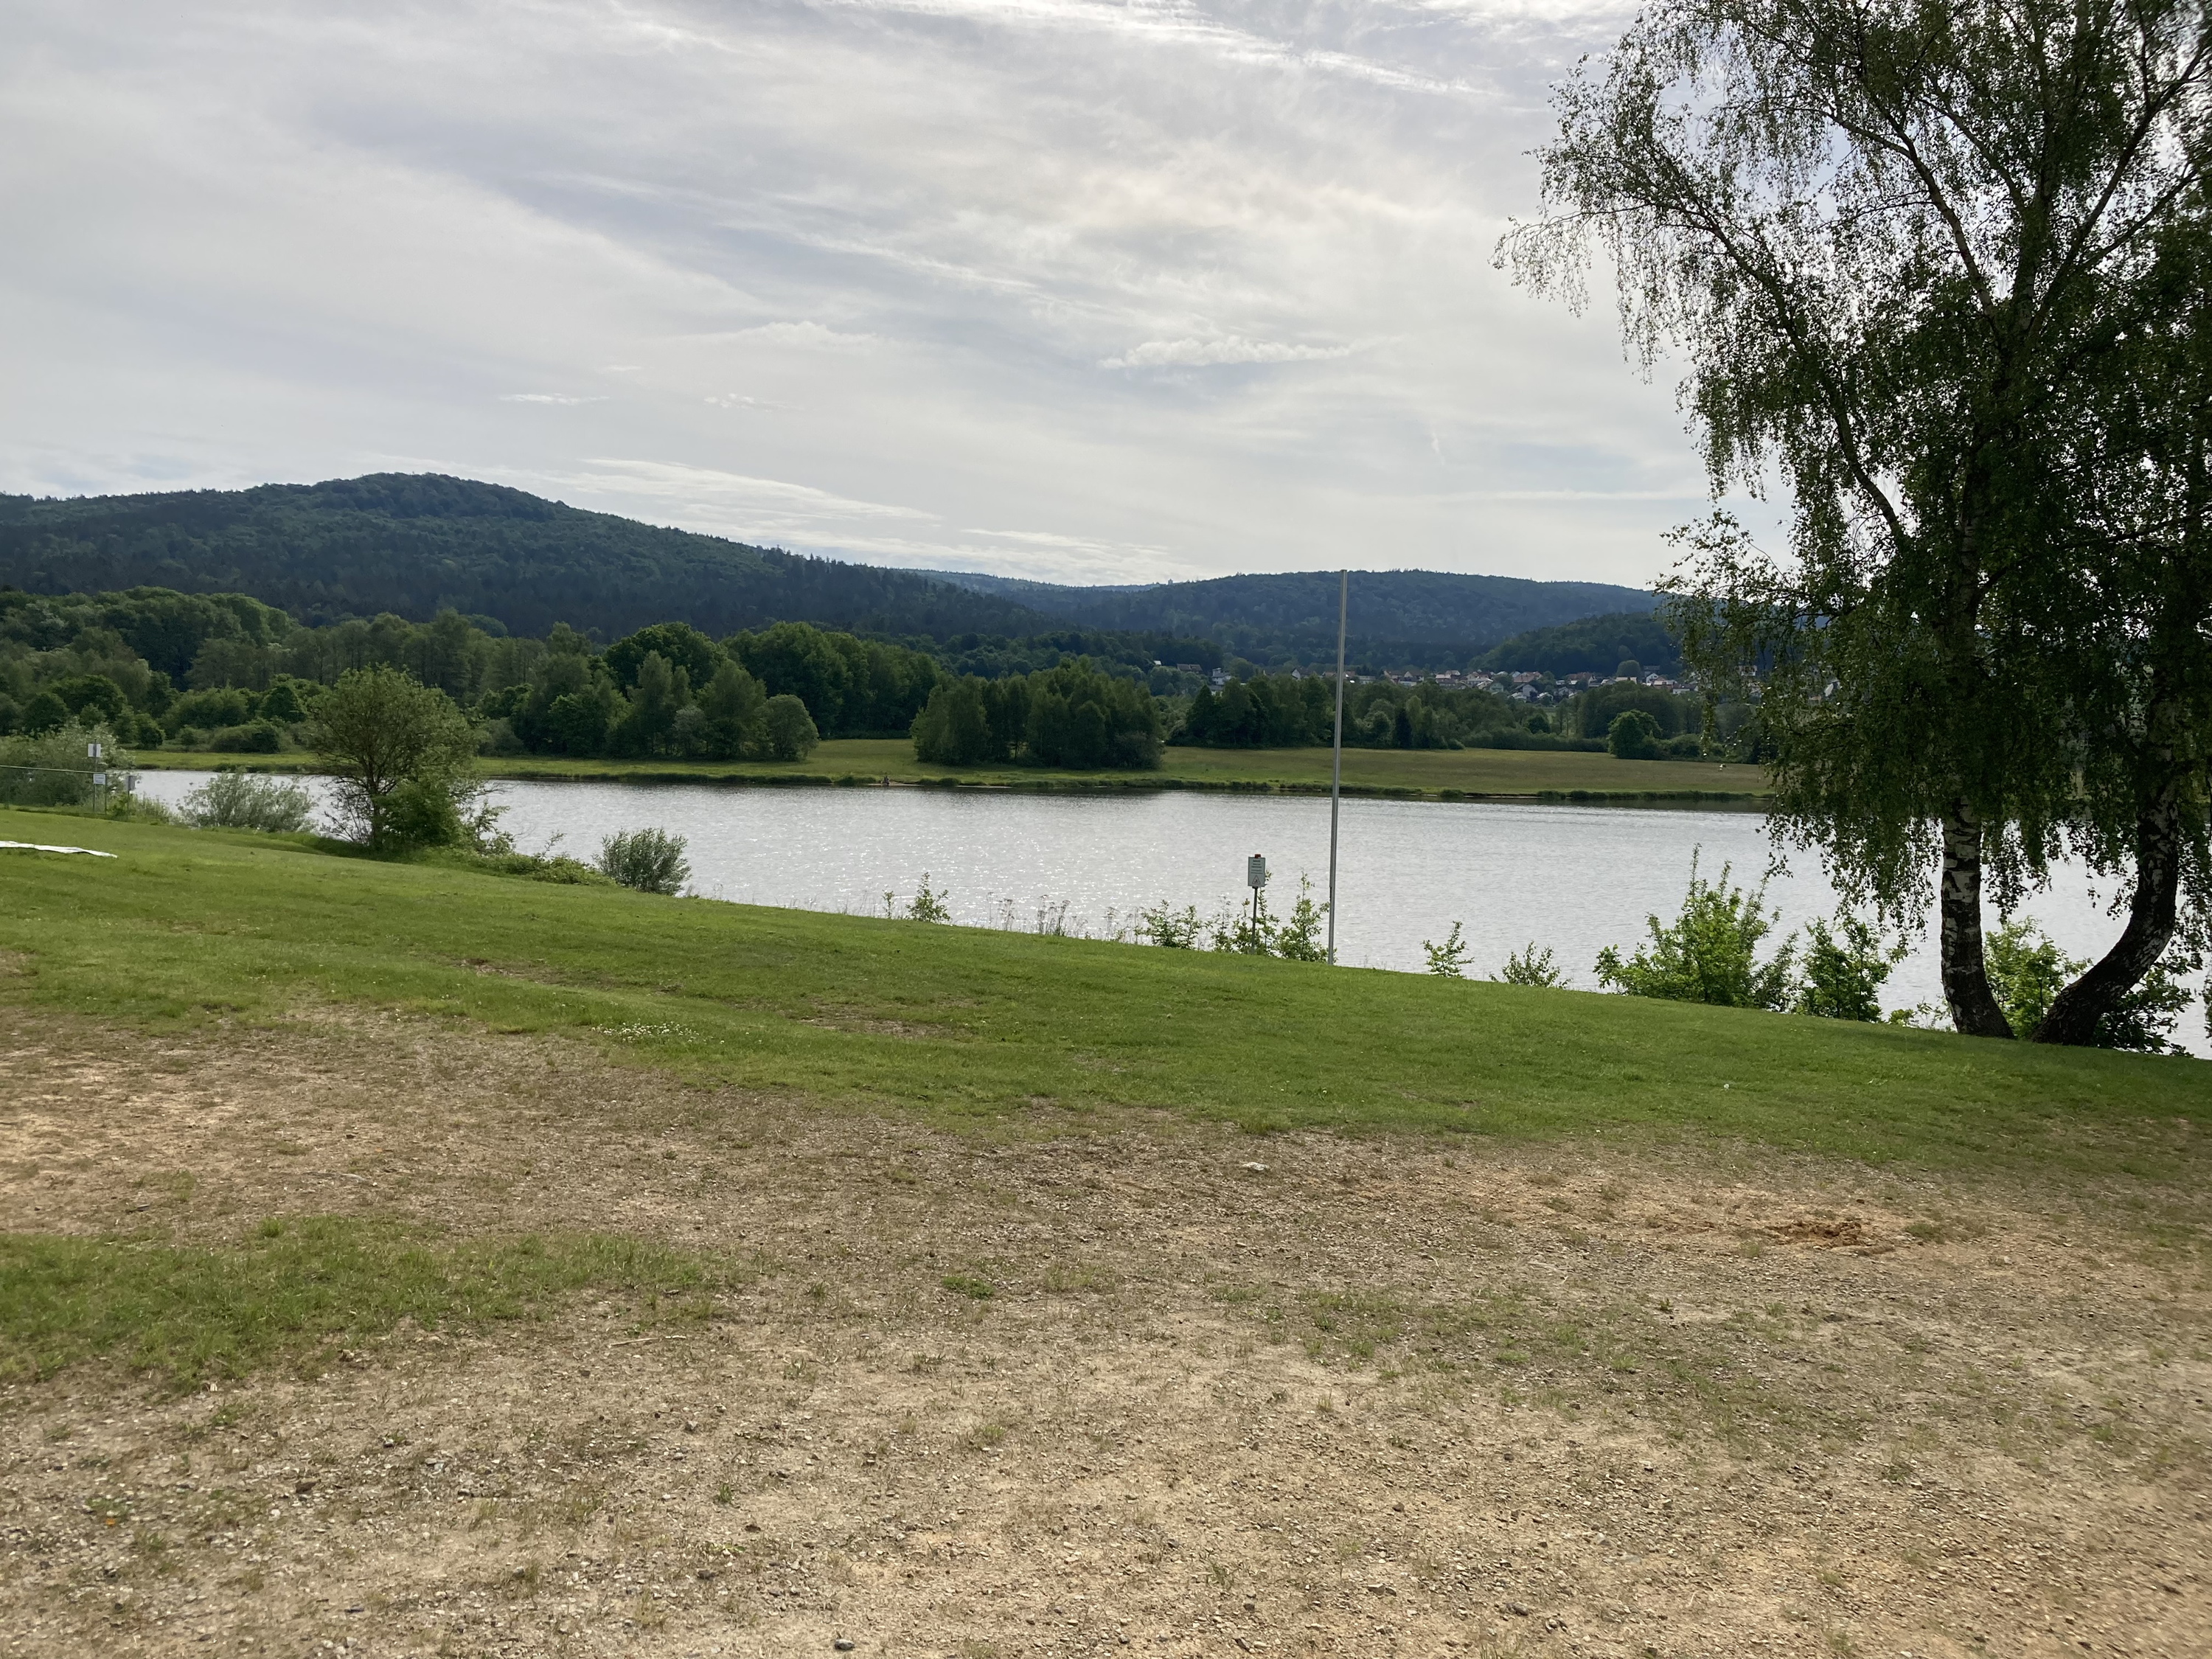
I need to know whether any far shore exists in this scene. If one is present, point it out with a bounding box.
[131,737,1770,807]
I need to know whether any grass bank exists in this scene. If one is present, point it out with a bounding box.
[1,807,2200,1177]
[132,737,1767,804]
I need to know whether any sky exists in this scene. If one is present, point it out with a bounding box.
[0,0,1736,588]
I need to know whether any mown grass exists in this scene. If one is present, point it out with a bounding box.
[0,1217,726,1389]
[1,807,2205,1178]
[133,737,1764,801]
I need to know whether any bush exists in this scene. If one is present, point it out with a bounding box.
[1986,917,2191,1051]
[761,694,820,761]
[1793,911,1901,1020]
[1596,853,1795,1008]
[179,772,316,833]
[208,720,285,754]
[1607,709,1662,759]
[1494,942,1568,987]
[595,827,690,894]
[0,721,131,807]
[1423,922,1471,977]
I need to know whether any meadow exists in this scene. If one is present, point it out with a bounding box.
[130,736,1767,802]
[3,805,2207,1658]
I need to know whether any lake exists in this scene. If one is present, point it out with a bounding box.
[131,769,2198,1050]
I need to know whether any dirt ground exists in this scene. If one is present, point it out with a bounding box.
[2,1007,2209,1659]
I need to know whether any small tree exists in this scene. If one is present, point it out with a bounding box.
[1495,942,1568,988]
[1793,911,1902,1021]
[595,828,690,895]
[761,694,820,761]
[311,664,482,851]
[1607,709,1660,760]
[1596,853,1795,1009]
[1423,922,1471,977]
[906,873,951,922]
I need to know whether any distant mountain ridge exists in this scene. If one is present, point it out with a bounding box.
[915,566,1655,664]
[0,473,1653,666]
[0,474,1051,642]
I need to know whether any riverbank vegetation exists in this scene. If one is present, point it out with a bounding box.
[4,585,1740,786]
[3,803,2202,1158]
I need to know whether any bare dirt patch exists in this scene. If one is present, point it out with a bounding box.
[3,1009,2210,1658]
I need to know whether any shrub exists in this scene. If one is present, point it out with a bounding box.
[1607,709,1662,759]
[1985,917,2191,1051]
[1793,911,1901,1020]
[905,872,951,922]
[1423,922,1471,977]
[595,827,691,895]
[208,720,285,754]
[1595,852,1795,1009]
[179,773,316,833]
[761,694,820,761]
[1494,942,1568,988]
[1138,902,1203,947]
[0,721,131,807]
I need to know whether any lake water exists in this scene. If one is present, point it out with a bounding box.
[132,771,2202,1049]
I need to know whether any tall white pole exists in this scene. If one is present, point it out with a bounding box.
[1326,568,1348,966]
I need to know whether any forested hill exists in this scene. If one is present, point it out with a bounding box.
[0,474,1052,642]
[917,567,1655,664]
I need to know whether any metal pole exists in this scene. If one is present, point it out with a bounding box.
[1326,568,1347,965]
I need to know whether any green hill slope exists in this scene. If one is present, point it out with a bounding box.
[0,474,1052,641]
[920,567,1656,665]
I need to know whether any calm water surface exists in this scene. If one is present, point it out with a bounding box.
[135,771,2201,1052]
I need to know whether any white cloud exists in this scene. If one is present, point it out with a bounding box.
[0,0,1731,586]
[698,321,879,349]
[1102,336,1357,369]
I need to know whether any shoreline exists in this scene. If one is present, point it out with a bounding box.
[128,751,1769,809]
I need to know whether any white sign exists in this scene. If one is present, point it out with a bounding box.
[1246,853,1269,890]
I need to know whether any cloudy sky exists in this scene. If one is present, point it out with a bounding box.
[1,0,1729,587]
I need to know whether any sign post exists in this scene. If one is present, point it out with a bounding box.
[1326,569,1347,964]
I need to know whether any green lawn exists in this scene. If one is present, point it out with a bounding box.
[131,738,1764,801]
[4,807,2202,1178]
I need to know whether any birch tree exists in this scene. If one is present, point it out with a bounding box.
[1500,0,2212,1037]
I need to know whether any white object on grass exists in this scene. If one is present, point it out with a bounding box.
[0,841,116,858]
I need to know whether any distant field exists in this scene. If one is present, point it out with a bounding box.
[133,737,1766,801]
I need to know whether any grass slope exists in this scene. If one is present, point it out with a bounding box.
[133,738,1767,802]
[2,808,2200,1176]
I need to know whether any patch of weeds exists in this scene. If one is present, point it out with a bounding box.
[714,1481,734,1506]
[1041,1263,1116,1295]
[941,1274,995,1301]
[1879,1458,1915,1484]
[967,1422,1007,1450]
[0,1218,731,1389]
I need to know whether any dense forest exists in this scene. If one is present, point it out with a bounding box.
[1172,669,1714,756]
[0,584,1189,768]
[1476,610,1682,677]
[922,566,1656,668]
[0,583,1736,771]
[0,471,1651,671]
[0,475,1052,642]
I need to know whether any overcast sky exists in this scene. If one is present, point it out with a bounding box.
[0,0,1737,588]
